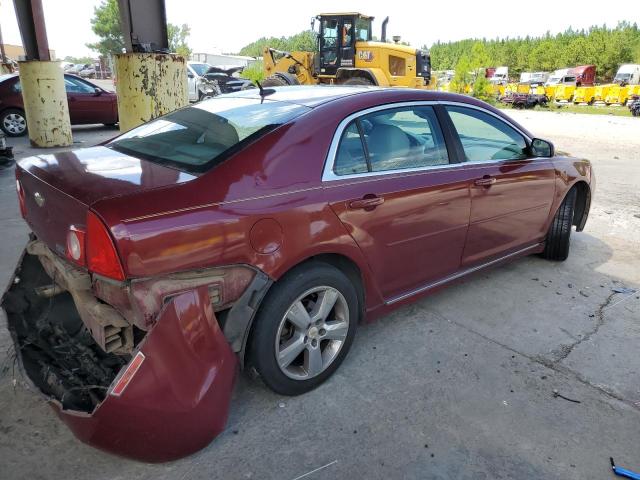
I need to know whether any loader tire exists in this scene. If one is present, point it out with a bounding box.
[261,73,300,87]
[342,77,375,86]
[541,187,577,261]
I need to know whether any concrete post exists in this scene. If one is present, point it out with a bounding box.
[114,53,188,132]
[18,60,72,147]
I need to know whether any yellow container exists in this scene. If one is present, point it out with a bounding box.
[604,84,628,104]
[554,85,576,102]
[593,84,612,102]
[531,85,545,95]
[505,83,518,94]
[545,85,558,99]
[573,86,595,104]
[516,83,531,94]
[625,84,640,98]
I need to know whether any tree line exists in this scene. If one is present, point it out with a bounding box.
[428,22,640,80]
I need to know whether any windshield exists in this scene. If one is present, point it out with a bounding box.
[189,63,211,77]
[108,98,309,173]
[615,73,631,81]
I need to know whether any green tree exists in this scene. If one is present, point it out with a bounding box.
[86,0,124,56]
[239,30,316,57]
[167,23,192,56]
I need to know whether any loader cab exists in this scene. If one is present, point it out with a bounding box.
[316,13,372,76]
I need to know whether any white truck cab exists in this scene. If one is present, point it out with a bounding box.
[545,68,570,86]
[186,61,213,102]
[490,66,509,85]
[614,64,640,85]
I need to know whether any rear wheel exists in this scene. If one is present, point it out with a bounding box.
[541,187,577,261]
[1,108,27,137]
[249,263,358,396]
[342,77,375,86]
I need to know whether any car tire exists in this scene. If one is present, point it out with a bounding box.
[541,187,577,261]
[248,262,359,396]
[0,108,28,137]
[342,77,375,86]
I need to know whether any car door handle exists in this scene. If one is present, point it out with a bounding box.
[348,196,384,210]
[474,176,497,187]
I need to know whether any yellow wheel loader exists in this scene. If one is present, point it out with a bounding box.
[262,13,432,89]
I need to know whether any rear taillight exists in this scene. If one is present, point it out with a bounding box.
[16,179,26,218]
[66,226,86,265]
[86,211,125,281]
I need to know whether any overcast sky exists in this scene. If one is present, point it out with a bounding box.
[1,0,638,58]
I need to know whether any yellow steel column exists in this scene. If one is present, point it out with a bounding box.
[18,60,72,147]
[114,53,188,132]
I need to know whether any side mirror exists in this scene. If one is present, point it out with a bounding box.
[531,138,554,158]
[94,87,102,96]
[187,72,194,79]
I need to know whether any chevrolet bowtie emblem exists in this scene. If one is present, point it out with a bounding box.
[34,192,45,207]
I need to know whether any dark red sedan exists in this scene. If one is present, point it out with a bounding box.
[0,73,118,136]
[3,86,594,462]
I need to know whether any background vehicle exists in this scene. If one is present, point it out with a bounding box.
[614,64,640,85]
[0,73,118,136]
[545,68,569,87]
[4,86,593,462]
[186,61,217,101]
[78,65,97,79]
[262,13,431,88]
[628,95,640,116]
[569,65,596,86]
[490,66,509,85]
[203,66,254,93]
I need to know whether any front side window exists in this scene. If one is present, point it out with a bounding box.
[64,76,95,94]
[333,105,449,176]
[355,18,370,41]
[108,98,309,173]
[321,19,338,48]
[445,106,527,162]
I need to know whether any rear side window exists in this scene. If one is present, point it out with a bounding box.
[445,106,527,162]
[333,105,449,176]
[108,98,309,173]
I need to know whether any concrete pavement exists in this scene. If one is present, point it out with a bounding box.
[1,110,639,480]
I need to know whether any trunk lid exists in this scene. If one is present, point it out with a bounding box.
[17,146,196,256]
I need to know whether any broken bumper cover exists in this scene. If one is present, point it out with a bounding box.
[4,247,238,462]
[57,287,238,462]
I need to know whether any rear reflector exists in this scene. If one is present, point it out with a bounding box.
[110,351,145,397]
[86,211,125,281]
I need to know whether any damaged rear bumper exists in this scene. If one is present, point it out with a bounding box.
[58,286,238,462]
[3,246,238,462]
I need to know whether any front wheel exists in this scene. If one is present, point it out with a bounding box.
[248,263,359,396]
[541,187,577,261]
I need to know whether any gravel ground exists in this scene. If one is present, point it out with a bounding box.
[0,109,639,480]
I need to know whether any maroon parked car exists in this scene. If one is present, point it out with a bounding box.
[3,86,594,462]
[0,73,118,136]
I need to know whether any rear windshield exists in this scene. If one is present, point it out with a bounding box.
[108,98,309,173]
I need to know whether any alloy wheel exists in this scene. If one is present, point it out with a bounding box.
[3,113,26,135]
[275,286,349,380]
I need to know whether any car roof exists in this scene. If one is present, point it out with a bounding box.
[0,73,18,83]
[225,85,388,107]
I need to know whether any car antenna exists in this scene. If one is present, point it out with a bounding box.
[255,80,276,103]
